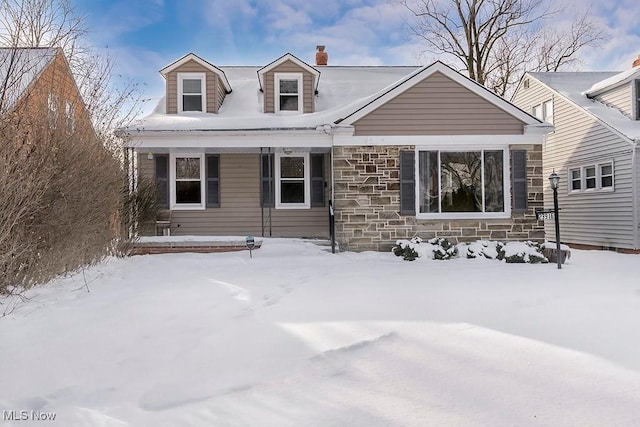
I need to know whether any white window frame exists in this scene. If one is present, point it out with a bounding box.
[275,152,310,209]
[415,147,511,220]
[65,101,75,133]
[170,153,206,210]
[48,93,58,129]
[275,72,303,114]
[543,99,554,124]
[177,72,206,113]
[567,161,614,194]
[532,100,553,124]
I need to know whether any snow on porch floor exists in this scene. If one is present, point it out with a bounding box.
[131,235,265,255]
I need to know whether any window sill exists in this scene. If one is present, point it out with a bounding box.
[416,212,510,220]
[170,204,206,210]
[276,203,310,210]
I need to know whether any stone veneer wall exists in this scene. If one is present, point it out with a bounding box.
[333,144,544,252]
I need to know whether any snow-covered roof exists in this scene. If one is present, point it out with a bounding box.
[0,47,59,111]
[584,67,640,96]
[126,65,419,132]
[528,71,640,142]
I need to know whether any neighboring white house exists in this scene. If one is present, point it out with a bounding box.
[512,55,640,251]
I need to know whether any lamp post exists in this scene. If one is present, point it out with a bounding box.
[548,171,562,269]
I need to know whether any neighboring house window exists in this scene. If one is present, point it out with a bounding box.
[570,168,581,191]
[48,93,58,129]
[275,153,310,208]
[532,104,542,120]
[178,72,206,113]
[532,100,553,123]
[543,100,554,124]
[170,154,205,209]
[275,73,303,113]
[417,149,506,217]
[65,101,75,133]
[568,162,614,193]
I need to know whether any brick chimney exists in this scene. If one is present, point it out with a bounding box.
[633,53,640,68]
[315,45,328,66]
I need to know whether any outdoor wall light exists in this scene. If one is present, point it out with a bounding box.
[147,152,154,160]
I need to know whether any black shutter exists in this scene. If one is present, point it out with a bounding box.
[311,153,325,207]
[206,155,220,208]
[155,154,169,209]
[399,150,415,215]
[511,150,528,212]
[260,154,274,207]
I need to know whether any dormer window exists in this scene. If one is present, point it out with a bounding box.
[275,73,303,113]
[178,72,206,113]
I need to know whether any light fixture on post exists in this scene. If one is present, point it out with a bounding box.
[548,170,562,269]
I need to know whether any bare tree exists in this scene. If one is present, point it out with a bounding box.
[400,0,607,96]
[0,0,143,151]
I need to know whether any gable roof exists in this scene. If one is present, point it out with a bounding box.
[257,53,320,92]
[525,71,640,143]
[0,47,59,111]
[340,61,540,127]
[160,52,232,93]
[585,67,640,97]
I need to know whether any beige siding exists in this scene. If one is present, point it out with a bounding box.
[353,72,525,136]
[263,60,315,113]
[594,83,633,118]
[165,59,226,114]
[513,77,636,249]
[138,152,329,238]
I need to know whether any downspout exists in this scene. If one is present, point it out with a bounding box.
[632,143,639,250]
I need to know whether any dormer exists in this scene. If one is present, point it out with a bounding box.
[160,53,232,115]
[257,53,320,114]
[585,57,640,121]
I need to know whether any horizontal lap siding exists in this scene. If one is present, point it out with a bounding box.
[138,153,328,238]
[595,83,633,118]
[354,72,525,135]
[166,59,225,114]
[513,78,636,249]
[264,60,315,113]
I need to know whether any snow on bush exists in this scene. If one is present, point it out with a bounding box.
[393,237,458,261]
[394,238,548,263]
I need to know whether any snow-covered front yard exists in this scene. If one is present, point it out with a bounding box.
[2,239,640,426]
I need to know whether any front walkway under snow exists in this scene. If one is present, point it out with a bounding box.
[1,239,640,426]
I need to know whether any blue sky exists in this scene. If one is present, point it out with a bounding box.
[75,0,640,115]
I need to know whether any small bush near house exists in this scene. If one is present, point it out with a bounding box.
[393,237,458,261]
[394,238,548,264]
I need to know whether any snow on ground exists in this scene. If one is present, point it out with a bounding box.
[1,239,640,426]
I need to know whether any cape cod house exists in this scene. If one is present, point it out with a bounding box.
[123,47,551,251]
[512,55,640,252]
